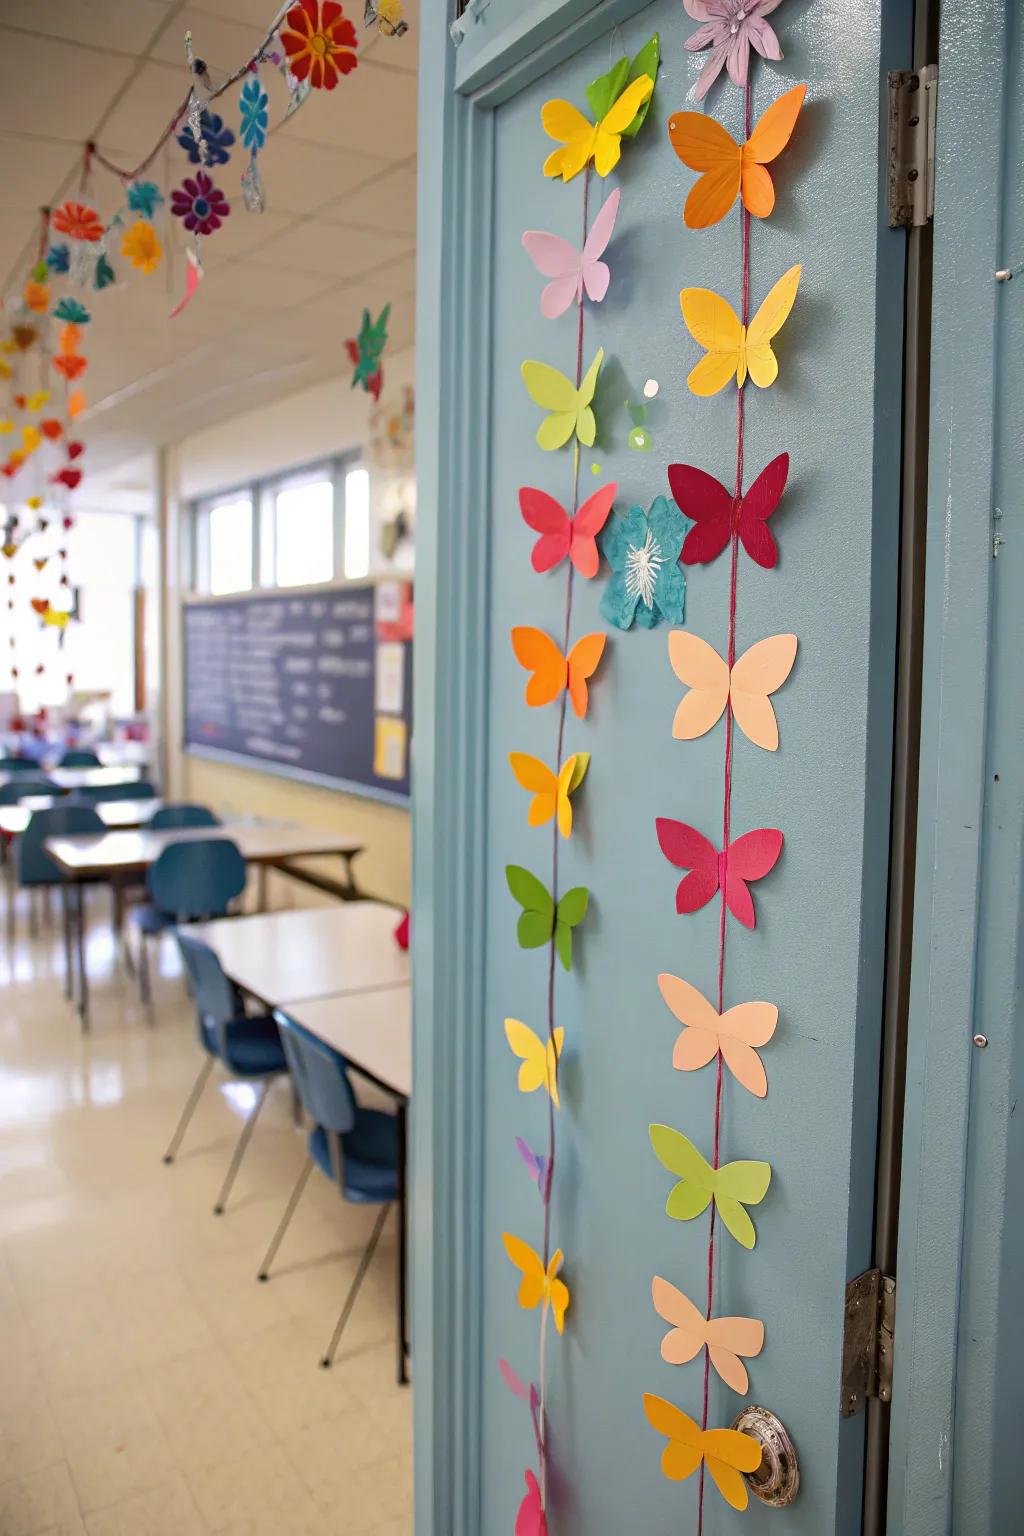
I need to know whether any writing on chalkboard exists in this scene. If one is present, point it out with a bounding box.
[183,582,412,802]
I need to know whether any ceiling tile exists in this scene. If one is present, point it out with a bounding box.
[0,135,81,213]
[97,59,199,149]
[250,220,412,279]
[258,59,417,157]
[0,0,174,55]
[252,133,392,218]
[319,159,416,235]
[147,6,271,68]
[195,257,337,309]
[0,30,138,139]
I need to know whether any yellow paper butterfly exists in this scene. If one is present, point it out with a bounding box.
[643,1394,762,1510]
[668,631,797,752]
[21,425,41,454]
[504,1018,564,1106]
[0,419,13,435]
[521,348,604,451]
[542,75,654,182]
[23,390,50,412]
[509,751,589,837]
[503,1232,570,1334]
[680,264,801,397]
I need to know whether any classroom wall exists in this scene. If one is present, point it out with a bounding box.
[160,348,414,909]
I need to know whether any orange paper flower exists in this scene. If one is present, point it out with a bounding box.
[281,0,358,89]
[23,280,50,314]
[120,220,162,274]
[52,200,104,242]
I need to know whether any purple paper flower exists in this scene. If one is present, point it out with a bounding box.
[684,0,783,102]
[170,172,230,236]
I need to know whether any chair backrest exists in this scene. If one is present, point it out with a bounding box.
[175,931,243,1053]
[0,777,59,805]
[17,803,105,886]
[274,1012,358,1135]
[59,749,101,768]
[76,778,157,803]
[150,803,220,831]
[146,836,246,922]
[0,755,38,772]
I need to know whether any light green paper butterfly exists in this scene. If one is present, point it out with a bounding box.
[649,1124,771,1251]
[521,348,604,452]
[506,864,589,971]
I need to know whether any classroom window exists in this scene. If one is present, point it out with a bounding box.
[344,467,371,580]
[273,476,334,587]
[207,497,253,595]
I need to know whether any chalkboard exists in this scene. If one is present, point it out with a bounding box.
[182,583,412,804]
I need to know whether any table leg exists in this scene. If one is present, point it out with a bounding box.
[62,884,73,1000]
[75,883,89,1033]
[341,853,360,899]
[257,864,268,913]
[396,1099,409,1386]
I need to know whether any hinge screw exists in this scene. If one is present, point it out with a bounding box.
[974,1034,988,1048]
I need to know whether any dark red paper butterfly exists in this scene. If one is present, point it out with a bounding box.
[668,452,789,569]
[53,469,81,490]
[66,442,85,461]
[519,482,616,580]
[655,818,783,929]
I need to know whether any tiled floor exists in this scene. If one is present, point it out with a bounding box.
[0,893,412,1535]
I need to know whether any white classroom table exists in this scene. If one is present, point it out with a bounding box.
[0,764,145,793]
[181,903,410,1008]
[0,797,164,836]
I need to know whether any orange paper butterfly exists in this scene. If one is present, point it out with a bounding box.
[651,1277,764,1394]
[643,1394,762,1510]
[658,973,777,1099]
[668,84,807,229]
[53,324,87,382]
[511,626,606,719]
[668,630,797,752]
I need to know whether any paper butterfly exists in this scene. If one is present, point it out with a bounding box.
[522,188,621,320]
[511,627,606,719]
[514,1136,550,1198]
[680,264,801,396]
[651,1276,765,1393]
[649,1124,772,1250]
[364,0,408,36]
[521,348,604,451]
[503,1232,570,1334]
[506,865,589,972]
[52,324,87,382]
[668,84,807,229]
[519,482,615,579]
[658,974,777,1099]
[542,75,654,182]
[643,1393,762,1511]
[509,751,589,837]
[655,819,783,928]
[585,34,660,137]
[668,452,789,568]
[505,1018,564,1107]
[668,630,797,751]
[516,1469,547,1536]
[347,304,390,402]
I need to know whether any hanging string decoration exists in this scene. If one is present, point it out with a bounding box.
[496,35,662,1536]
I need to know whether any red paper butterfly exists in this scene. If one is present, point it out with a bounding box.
[519,482,616,580]
[52,468,81,490]
[655,819,783,929]
[667,452,789,569]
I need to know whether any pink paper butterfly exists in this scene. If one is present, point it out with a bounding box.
[655,819,783,928]
[522,187,621,320]
[518,481,617,579]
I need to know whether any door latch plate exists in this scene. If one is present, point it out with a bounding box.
[842,1268,896,1417]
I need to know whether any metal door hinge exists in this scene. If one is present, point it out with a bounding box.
[841,1269,896,1417]
[887,65,938,228]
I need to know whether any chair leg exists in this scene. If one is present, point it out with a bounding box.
[28,889,38,940]
[163,1056,215,1164]
[62,885,73,1001]
[320,1203,391,1370]
[138,932,152,1010]
[213,1080,269,1215]
[257,1157,314,1281]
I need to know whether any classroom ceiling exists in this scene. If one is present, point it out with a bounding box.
[0,0,418,507]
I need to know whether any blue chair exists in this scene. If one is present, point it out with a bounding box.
[132,837,246,1006]
[13,804,105,989]
[257,1012,400,1370]
[0,777,60,804]
[76,779,157,804]
[59,749,101,768]
[166,931,286,1215]
[150,804,220,831]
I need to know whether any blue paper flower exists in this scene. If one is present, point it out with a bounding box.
[126,180,164,218]
[47,244,70,273]
[52,298,91,324]
[239,77,269,153]
[177,109,235,167]
[600,496,689,631]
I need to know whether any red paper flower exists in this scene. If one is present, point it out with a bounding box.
[281,0,358,89]
[52,201,104,242]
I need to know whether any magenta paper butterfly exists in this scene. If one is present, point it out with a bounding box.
[522,187,621,320]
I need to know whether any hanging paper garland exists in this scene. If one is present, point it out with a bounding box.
[239,73,270,213]
[363,0,408,38]
[347,304,390,402]
[496,37,661,1536]
[280,0,359,90]
[640,2,808,1525]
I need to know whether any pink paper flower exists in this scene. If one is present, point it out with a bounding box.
[683,0,784,101]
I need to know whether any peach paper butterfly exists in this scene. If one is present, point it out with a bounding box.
[651,1276,764,1394]
[657,973,777,1099]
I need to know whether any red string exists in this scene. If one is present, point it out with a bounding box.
[539,164,591,1510]
[696,77,752,1536]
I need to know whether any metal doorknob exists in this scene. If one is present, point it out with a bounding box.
[730,1406,800,1508]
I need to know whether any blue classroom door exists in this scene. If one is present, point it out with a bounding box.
[413,2,916,1533]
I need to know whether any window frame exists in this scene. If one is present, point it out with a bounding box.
[187,451,365,596]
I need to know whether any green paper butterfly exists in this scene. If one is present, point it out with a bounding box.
[506,865,589,972]
[521,348,604,453]
[649,1124,771,1251]
[348,304,391,392]
[586,33,660,139]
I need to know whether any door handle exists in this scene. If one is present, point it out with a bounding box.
[730,1406,800,1508]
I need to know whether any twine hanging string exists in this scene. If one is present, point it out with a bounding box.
[696,75,753,1536]
[538,163,592,1515]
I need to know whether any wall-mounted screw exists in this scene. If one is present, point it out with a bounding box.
[973,1034,988,1048]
